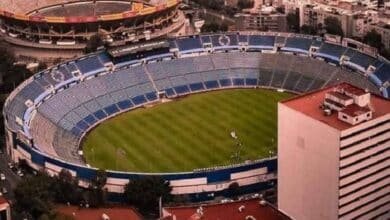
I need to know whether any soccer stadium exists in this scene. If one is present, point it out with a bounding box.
[0,0,184,61]
[3,31,389,201]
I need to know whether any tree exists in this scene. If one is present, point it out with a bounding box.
[276,6,285,14]
[192,0,224,10]
[52,169,82,204]
[363,30,390,60]
[300,24,318,35]
[286,12,300,32]
[201,22,229,33]
[237,0,254,10]
[124,176,172,216]
[85,169,108,208]
[324,17,344,37]
[13,171,55,219]
[227,182,240,199]
[363,30,382,49]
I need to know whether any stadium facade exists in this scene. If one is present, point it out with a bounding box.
[3,31,390,201]
[0,0,184,62]
[278,83,390,220]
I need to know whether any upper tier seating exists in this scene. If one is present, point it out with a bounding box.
[283,37,313,52]
[176,36,202,51]
[318,43,347,60]
[4,32,387,165]
[248,35,275,48]
[75,55,105,74]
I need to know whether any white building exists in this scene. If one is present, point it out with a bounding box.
[278,83,390,220]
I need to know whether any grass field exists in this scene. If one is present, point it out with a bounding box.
[82,89,292,173]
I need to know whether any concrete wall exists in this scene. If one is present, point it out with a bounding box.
[278,102,341,220]
[7,129,277,201]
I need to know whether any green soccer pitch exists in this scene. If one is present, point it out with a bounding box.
[82,89,292,173]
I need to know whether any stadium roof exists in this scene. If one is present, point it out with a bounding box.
[162,198,291,220]
[281,83,390,131]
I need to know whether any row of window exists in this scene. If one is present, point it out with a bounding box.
[340,128,389,151]
[339,193,389,219]
[340,119,389,141]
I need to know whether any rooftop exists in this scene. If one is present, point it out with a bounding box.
[56,205,143,220]
[281,83,390,131]
[162,198,291,220]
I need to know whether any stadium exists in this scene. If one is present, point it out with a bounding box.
[0,0,184,61]
[3,31,390,201]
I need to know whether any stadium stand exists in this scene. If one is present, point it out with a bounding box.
[282,36,313,53]
[3,32,388,198]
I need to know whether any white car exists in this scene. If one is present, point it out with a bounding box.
[17,170,24,177]
[0,173,5,181]
[7,163,14,169]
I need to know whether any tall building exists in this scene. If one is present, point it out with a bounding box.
[235,6,287,31]
[277,83,390,220]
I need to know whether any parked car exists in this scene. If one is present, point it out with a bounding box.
[17,170,24,177]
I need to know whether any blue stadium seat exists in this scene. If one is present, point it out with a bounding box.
[176,36,202,51]
[93,110,107,120]
[117,100,133,110]
[232,78,245,86]
[245,78,258,86]
[76,120,89,131]
[104,104,120,116]
[165,88,176,97]
[219,79,232,87]
[204,80,219,89]
[84,115,97,125]
[189,83,205,92]
[174,85,190,94]
[318,43,346,60]
[71,127,82,136]
[349,51,376,69]
[201,35,211,44]
[211,34,238,48]
[238,34,248,44]
[98,52,111,64]
[76,56,105,74]
[283,37,312,52]
[373,63,390,83]
[248,35,275,47]
[145,92,158,101]
[132,95,147,105]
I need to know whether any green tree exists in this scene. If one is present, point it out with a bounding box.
[227,182,240,199]
[362,30,390,60]
[13,171,55,219]
[300,24,318,35]
[52,169,82,204]
[363,30,382,49]
[324,17,344,37]
[201,22,228,33]
[124,176,172,216]
[237,0,254,9]
[85,169,107,207]
[192,0,224,10]
[287,12,300,32]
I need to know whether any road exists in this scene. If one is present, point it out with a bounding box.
[201,9,236,24]
[0,150,21,203]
